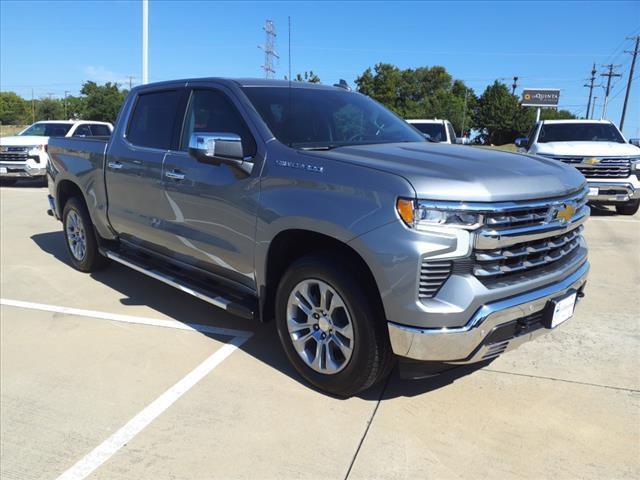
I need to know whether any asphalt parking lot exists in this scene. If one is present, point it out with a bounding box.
[1,182,639,480]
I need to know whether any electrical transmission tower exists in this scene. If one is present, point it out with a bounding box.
[511,76,519,95]
[620,36,640,131]
[584,63,600,120]
[258,20,279,79]
[600,63,622,119]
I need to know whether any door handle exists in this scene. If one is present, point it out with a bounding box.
[107,161,123,170]
[165,170,185,181]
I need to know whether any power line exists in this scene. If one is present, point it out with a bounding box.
[601,64,622,119]
[620,36,640,131]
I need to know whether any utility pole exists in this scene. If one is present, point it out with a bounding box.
[126,75,134,89]
[461,89,468,138]
[64,90,70,119]
[601,63,622,119]
[258,20,279,78]
[584,63,599,119]
[511,76,519,95]
[591,96,598,119]
[620,36,640,131]
[142,0,148,84]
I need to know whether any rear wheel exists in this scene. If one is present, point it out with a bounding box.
[615,199,640,216]
[275,254,393,397]
[62,197,108,272]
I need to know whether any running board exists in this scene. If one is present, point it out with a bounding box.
[102,250,256,320]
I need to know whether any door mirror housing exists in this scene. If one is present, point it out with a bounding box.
[629,138,640,147]
[514,137,529,149]
[188,132,245,164]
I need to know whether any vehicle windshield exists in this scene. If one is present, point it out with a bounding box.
[410,123,446,142]
[537,123,625,143]
[20,123,73,137]
[241,86,425,149]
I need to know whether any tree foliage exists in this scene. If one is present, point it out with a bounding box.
[355,63,476,135]
[0,92,31,124]
[294,71,321,83]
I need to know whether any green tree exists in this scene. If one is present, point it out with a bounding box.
[0,92,30,124]
[473,81,530,145]
[80,81,128,122]
[294,71,321,83]
[354,63,477,134]
[64,95,86,120]
[36,98,64,121]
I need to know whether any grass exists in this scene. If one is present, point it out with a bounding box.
[0,125,27,137]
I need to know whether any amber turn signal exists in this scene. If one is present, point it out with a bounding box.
[396,198,415,226]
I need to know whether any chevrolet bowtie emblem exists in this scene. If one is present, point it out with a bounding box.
[555,204,576,224]
[583,157,600,165]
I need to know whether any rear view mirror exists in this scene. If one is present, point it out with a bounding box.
[629,138,640,147]
[515,137,529,149]
[188,132,244,164]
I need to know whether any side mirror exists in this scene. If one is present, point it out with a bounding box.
[515,137,529,149]
[188,132,245,165]
[629,138,640,147]
[422,133,432,141]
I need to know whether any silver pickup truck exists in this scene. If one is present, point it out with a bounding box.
[47,78,590,397]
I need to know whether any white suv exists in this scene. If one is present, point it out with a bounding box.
[407,119,457,144]
[517,119,640,215]
[0,120,113,185]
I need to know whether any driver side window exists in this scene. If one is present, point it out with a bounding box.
[180,89,256,157]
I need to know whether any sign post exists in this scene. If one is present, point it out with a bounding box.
[521,88,560,122]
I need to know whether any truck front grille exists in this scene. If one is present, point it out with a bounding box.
[0,149,29,162]
[550,156,631,178]
[473,226,583,278]
[418,260,452,299]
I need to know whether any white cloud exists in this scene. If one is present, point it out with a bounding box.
[83,66,133,85]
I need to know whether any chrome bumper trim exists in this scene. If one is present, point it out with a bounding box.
[0,163,46,177]
[388,261,589,362]
[587,182,640,202]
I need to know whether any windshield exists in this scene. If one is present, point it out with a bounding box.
[20,123,73,137]
[538,123,625,143]
[242,86,425,148]
[410,123,446,142]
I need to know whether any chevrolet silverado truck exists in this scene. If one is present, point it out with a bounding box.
[516,119,640,215]
[0,120,113,185]
[406,119,458,144]
[47,78,590,397]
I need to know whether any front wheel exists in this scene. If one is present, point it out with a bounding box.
[275,255,393,397]
[62,197,108,272]
[615,199,640,216]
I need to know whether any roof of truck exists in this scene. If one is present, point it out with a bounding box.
[406,119,447,124]
[540,119,612,125]
[132,77,347,91]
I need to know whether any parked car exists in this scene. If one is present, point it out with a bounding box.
[47,78,589,397]
[0,120,113,185]
[407,119,457,143]
[516,119,640,215]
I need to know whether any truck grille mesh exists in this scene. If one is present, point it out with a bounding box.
[419,260,452,299]
[551,156,631,178]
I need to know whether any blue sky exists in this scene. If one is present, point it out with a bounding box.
[1,0,639,136]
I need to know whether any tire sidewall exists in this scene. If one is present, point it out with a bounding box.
[62,198,101,272]
[275,256,386,397]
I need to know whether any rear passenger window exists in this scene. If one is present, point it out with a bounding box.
[90,124,111,136]
[127,90,181,149]
[73,125,92,137]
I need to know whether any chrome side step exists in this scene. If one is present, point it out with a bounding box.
[102,250,256,320]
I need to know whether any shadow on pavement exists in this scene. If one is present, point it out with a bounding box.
[588,204,617,216]
[32,229,488,400]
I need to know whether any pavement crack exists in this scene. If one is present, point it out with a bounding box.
[344,374,391,480]
[483,368,639,393]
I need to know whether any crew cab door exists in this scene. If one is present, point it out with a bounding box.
[105,86,185,248]
[159,85,262,289]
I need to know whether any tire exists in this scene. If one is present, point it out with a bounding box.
[275,254,393,397]
[615,199,640,216]
[0,178,17,186]
[62,197,108,272]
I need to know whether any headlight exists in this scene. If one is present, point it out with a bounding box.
[631,158,640,171]
[27,145,45,155]
[397,198,481,230]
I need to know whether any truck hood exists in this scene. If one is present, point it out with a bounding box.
[533,141,640,157]
[310,142,586,202]
[0,135,49,146]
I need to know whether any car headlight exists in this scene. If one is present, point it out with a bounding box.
[631,158,640,171]
[396,198,482,230]
[27,145,45,155]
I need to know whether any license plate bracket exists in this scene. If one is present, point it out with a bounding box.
[588,187,599,197]
[0,167,7,174]
[543,291,577,329]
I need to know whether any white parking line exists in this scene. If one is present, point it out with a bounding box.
[0,298,252,338]
[56,337,248,480]
[0,297,252,480]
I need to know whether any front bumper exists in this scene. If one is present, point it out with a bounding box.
[387,260,589,363]
[0,162,46,178]
[586,181,640,203]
